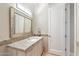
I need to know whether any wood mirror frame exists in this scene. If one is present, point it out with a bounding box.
[9,7,32,38]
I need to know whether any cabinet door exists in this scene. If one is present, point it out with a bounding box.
[26,39,43,56]
[42,37,48,53]
[0,45,7,56]
[37,40,43,56]
[26,46,34,56]
[16,50,25,56]
[7,47,17,56]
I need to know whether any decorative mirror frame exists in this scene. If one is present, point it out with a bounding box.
[9,7,32,38]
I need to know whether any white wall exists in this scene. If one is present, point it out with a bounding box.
[32,4,48,34]
[0,3,16,41]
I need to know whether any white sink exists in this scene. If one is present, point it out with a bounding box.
[28,36,42,42]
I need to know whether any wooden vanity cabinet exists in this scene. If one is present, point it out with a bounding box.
[7,39,43,56]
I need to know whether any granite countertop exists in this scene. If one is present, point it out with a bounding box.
[0,34,31,46]
[7,36,43,51]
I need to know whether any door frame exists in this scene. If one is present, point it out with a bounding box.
[74,3,77,56]
[65,3,71,56]
[48,3,72,56]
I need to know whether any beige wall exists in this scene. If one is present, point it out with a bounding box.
[32,4,48,35]
[0,3,16,41]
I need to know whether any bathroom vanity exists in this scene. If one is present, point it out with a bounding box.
[7,36,43,56]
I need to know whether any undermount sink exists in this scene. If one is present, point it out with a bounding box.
[30,39,36,41]
[27,36,42,42]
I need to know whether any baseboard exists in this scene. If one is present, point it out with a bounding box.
[48,49,65,56]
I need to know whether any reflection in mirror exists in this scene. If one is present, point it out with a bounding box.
[15,14,25,34]
[24,18,31,33]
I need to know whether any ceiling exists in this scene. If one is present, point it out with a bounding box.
[18,3,56,13]
[18,3,38,12]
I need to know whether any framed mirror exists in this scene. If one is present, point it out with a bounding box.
[9,7,32,38]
